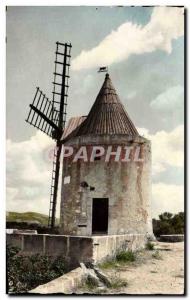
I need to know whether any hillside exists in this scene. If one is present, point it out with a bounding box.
[6,211,50,225]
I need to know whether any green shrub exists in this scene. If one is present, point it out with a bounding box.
[99,251,136,269]
[7,245,65,293]
[146,242,154,251]
[116,250,135,263]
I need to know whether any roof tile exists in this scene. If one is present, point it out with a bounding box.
[75,73,138,136]
[62,73,139,141]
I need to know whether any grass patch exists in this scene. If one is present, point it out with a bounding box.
[110,278,128,289]
[116,251,135,263]
[99,250,136,270]
[80,276,106,293]
[146,242,155,251]
[152,250,162,260]
[99,259,118,269]
[85,276,99,290]
[83,274,127,291]
[109,273,128,289]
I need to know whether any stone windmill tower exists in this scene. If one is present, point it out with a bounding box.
[60,73,153,241]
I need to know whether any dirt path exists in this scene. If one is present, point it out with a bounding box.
[78,241,184,295]
[103,241,184,295]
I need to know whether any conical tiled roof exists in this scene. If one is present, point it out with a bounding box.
[75,73,138,136]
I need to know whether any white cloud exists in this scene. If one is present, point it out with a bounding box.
[6,132,52,185]
[127,91,137,99]
[132,125,184,217]
[138,125,184,175]
[150,85,184,112]
[6,131,61,216]
[152,183,184,218]
[79,74,94,95]
[72,7,184,71]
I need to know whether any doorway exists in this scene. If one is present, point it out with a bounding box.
[92,198,108,234]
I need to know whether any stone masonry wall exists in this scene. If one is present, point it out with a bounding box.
[6,234,93,270]
[60,134,153,237]
[92,234,147,263]
[7,233,147,269]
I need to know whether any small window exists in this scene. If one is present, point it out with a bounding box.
[80,181,89,188]
[64,176,70,184]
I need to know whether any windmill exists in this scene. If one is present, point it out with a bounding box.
[26,42,72,228]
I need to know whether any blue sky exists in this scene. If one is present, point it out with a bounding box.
[6,6,184,218]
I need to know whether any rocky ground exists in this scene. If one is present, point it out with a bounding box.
[77,241,184,295]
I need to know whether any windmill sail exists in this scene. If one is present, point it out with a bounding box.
[26,87,60,139]
[48,42,72,228]
[52,42,71,130]
[26,41,72,228]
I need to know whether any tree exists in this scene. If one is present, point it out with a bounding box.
[153,212,184,237]
[159,212,173,222]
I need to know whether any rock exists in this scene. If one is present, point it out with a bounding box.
[80,263,111,288]
[80,262,101,287]
[93,267,112,287]
[80,263,88,275]
[87,269,100,286]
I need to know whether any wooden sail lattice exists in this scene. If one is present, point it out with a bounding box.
[26,42,72,228]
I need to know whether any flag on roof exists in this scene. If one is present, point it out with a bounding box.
[98,66,108,73]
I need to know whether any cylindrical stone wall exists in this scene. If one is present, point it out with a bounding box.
[60,134,153,237]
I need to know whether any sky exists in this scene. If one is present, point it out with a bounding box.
[6,6,184,218]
